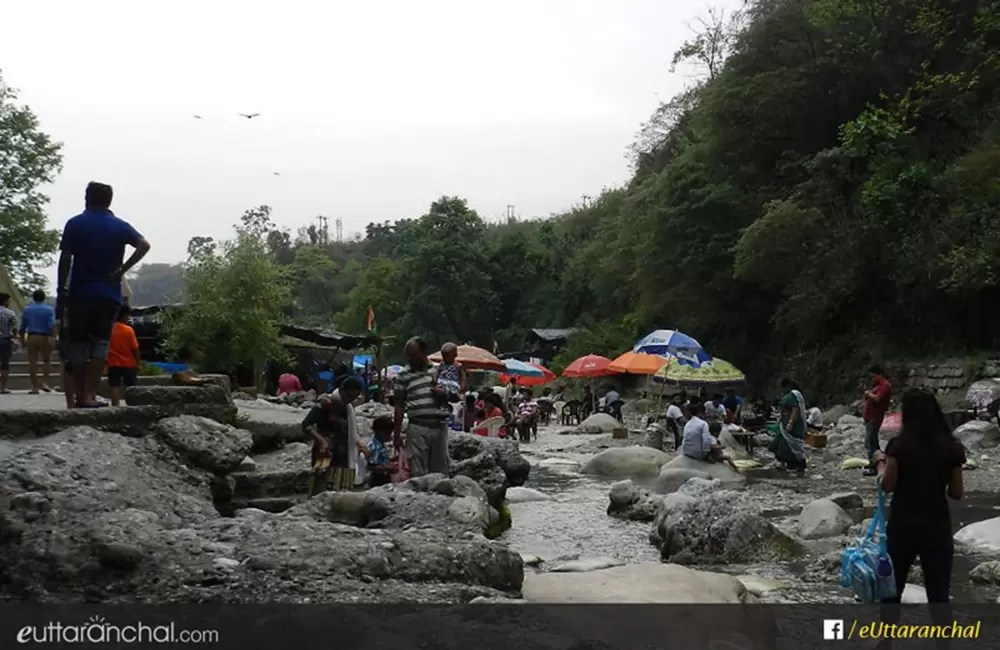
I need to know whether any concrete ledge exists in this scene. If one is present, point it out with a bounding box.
[125,385,233,407]
[0,404,238,440]
[96,373,232,399]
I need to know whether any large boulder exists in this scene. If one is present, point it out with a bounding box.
[797,498,853,540]
[506,487,552,503]
[653,454,742,494]
[969,560,1000,584]
[0,427,522,603]
[155,415,253,474]
[823,404,853,424]
[953,420,1000,451]
[571,413,621,434]
[607,480,661,521]
[449,451,508,508]
[125,385,233,407]
[581,446,672,479]
[955,516,1000,553]
[448,432,530,487]
[231,443,312,511]
[0,405,238,440]
[651,490,804,565]
[522,562,759,604]
[237,403,310,452]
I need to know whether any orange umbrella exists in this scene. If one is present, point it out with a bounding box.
[429,344,506,372]
[562,354,614,378]
[608,351,668,375]
[499,363,556,387]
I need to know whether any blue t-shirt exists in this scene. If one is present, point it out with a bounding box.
[20,303,56,335]
[60,209,142,304]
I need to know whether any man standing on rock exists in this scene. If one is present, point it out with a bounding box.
[57,182,151,408]
[393,337,450,477]
[862,365,893,476]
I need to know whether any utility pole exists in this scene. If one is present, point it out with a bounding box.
[581,194,592,209]
[506,204,516,220]
[335,217,343,243]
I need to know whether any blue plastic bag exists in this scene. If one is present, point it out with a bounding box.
[841,485,896,602]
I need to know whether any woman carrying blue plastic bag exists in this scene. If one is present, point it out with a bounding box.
[873,390,965,634]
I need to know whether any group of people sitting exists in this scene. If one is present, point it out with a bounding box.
[451,383,554,442]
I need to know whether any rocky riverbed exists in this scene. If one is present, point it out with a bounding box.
[4,389,1000,606]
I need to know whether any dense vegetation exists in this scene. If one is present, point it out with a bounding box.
[126,0,1000,394]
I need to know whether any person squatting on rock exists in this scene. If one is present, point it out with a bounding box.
[56,182,150,408]
[863,364,893,476]
[682,403,740,473]
[305,376,368,495]
[393,337,451,478]
[872,389,964,647]
[769,378,807,475]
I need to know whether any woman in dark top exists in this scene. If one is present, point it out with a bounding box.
[873,389,965,605]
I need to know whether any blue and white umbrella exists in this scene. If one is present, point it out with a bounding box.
[502,358,545,377]
[633,329,711,367]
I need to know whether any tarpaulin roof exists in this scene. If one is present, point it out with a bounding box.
[528,328,578,342]
[278,324,378,350]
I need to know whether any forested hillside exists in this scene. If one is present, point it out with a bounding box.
[135,0,1000,396]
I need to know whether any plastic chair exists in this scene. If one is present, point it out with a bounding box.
[561,400,582,425]
[475,416,505,438]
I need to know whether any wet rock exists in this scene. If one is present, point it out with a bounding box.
[651,491,805,565]
[954,420,1000,451]
[522,562,758,603]
[827,492,864,512]
[804,550,843,582]
[449,451,508,508]
[571,414,621,435]
[549,557,625,573]
[520,554,543,567]
[797,498,853,540]
[125,385,233,407]
[607,480,660,522]
[537,458,580,472]
[155,415,253,474]
[581,446,672,479]
[654,455,742,494]
[506,487,552,503]
[0,429,523,602]
[969,560,1000,584]
[448,433,530,488]
[955,516,1000,553]
[737,575,788,596]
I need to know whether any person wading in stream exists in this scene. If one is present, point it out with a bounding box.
[873,389,964,649]
[393,337,450,477]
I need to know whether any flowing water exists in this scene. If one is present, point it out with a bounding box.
[500,425,1000,603]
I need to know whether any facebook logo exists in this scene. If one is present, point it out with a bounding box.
[823,620,844,640]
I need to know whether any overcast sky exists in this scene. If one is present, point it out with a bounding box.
[1,0,736,279]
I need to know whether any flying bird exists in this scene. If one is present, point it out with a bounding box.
[273,172,281,176]
[193,114,203,119]
[239,113,261,119]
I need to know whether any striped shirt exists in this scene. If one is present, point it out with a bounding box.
[0,307,17,339]
[395,366,450,425]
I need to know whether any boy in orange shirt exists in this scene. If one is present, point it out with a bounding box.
[107,307,140,406]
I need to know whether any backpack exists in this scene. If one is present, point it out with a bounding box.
[841,484,896,602]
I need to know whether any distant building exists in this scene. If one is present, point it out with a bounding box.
[507,328,577,363]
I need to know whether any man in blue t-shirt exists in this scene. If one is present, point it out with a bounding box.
[56,182,151,408]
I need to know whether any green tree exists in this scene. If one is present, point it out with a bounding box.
[163,207,291,375]
[0,71,62,289]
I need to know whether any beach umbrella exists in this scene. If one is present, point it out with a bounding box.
[428,344,505,372]
[652,357,746,387]
[608,351,668,375]
[634,329,710,366]
[501,358,545,377]
[562,354,614,378]
[499,362,556,387]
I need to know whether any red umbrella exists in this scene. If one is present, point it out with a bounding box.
[562,354,614,378]
[499,363,556,387]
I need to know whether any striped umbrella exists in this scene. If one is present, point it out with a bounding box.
[634,329,710,367]
[499,362,556,387]
[501,358,545,377]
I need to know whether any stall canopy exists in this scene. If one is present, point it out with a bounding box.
[277,324,379,350]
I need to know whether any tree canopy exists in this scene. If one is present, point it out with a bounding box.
[0,70,62,290]
[133,0,1000,397]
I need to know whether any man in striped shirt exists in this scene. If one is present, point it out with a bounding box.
[0,292,17,394]
[393,337,451,477]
